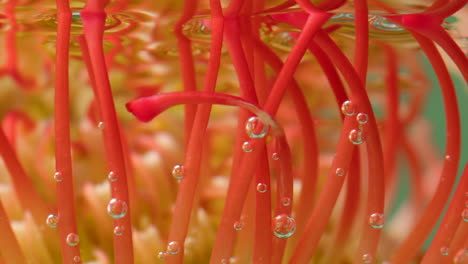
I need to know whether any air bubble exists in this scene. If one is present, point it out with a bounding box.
[362,253,372,263]
[107,198,128,219]
[349,129,366,145]
[98,121,105,130]
[54,171,63,182]
[440,246,450,256]
[233,221,244,231]
[157,251,167,260]
[73,256,81,263]
[462,208,468,222]
[46,214,59,228]
[167,241,181,255]
[242,141,253,153]
[356,113,369,124]
[245,116,269,139]
[272,152,280,160]
[107,171,118,182]
[341,100,355,116]
[172,165,185,180]
[272,214,296,238]
[282,197,291,206]
[335,168,345,176]
[114,225,125,236]
[369,213,385,229]
[66,233,80,246]
[256,183,268,193]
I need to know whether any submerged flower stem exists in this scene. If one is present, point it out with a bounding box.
[289,116,356,263]
[324,149,361,263]
[401,137,425,209]
[421,163,468,264]
[353,0,369,81]
[0,127,48,222]
[81,2,134,263]
[390,32,461,264]
[254,39,319,240]
[307,42,348,109]
[382,44,400,200]
[54,1,82,262]
[0,200,27,264]
[271,135,294,263]
[174,0,198,147]
[211,17,267,263]
[254,151,273,263]
[165,12,224,264]
[264,12,332,114]
[211,14,330,262]
[313,31,385,263]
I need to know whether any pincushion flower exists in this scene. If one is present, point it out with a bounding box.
[0,0,467,263]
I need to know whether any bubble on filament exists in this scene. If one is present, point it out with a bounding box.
[245,116,269,139]
[272,214,296,238]
[172,164,185,180]
[341,100,356,116]
[107,198,128,219]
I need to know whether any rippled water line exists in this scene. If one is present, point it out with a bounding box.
[180,12,457,46]
[1,7,463,59]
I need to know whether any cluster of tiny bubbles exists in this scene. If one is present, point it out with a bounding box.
[66,233,80,246]
[369,213,385,229]
[107,198,128,219]
[233,221,244,231]
[245,116,269,139]
[242,141,253,153]
[46,214,59,228]
[256,183,268,193]
[114,225,125,236]
[356,113,369,125]
[362,253,373,263]
[349,129,366,145]
[272,214,296,238]
[440,246,450,256]
[172,165,185,180]
[272,152,280,160]
[341,100,356,116]
[73,256,81,263]
[98,121,105,130]
[462,208,468,222]
[335,167,346,177]
[107,171,118,182]
[157,251,168,260]
[54,171,63,182]
[282,197,291,206]
[167,241,181,255]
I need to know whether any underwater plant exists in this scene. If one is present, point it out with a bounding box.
[0,0,467,263]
